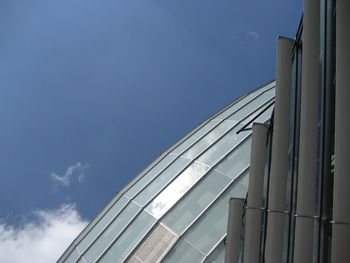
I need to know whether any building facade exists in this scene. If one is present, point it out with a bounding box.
[227,0,350,262]
[59,0,350,262]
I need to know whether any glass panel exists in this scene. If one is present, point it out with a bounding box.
[205,241,226,263]
[162,170,231,235]
[214,137,252,179]
[198,124,249,167]
[63,248,80,263]
[240,99,274,125]
[183,174,248,254]
[83,201,141,262]
[163,239,205,263]
[129,224,177,263]
[125,154,178,199]
[100,211,157,263]
[227,92,275,122]
[182,121,235,160]
[243,104,274,127]
[133,157,191,207]
[146,162,210,219]
[77,195,129,252]
[213,82,275,121]
[172,120,220,155]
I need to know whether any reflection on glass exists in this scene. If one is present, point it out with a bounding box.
[198,124,247,167]
[162,170,231,234]
[214,82,275,121]
[100,211,156,263]
[125,154,178,199]
[183,174,248,254]
[204,241,226,263]
[172,120,220,155]
[227,92,275,122]
[129,224,178,263]
[146,162,210,219]
[63,248,80,263]
[77,195,129,253]
[182,121,235,160]
[214,138,252,179]
[83,201,141,262]
[163,239,205,263]
[134,157,191,207]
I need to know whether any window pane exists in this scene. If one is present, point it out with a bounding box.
[172,120,220,155]
[146,162,210,219]
[214,82,274,121]
[182,121,235,160]
[77,195,129,252]
[214,137,252,179]
[133,157,191,207]
[83,201,141,262]
[129,224,177,263]
[100,211,157,263]
[205,241,226,263]
[162,170,230,235]
[198,124,249,167]
[125,154,178,199]
[227,92,275,122]
[163,240,204,263]
[63,248,80,263]
[183,174,248,254]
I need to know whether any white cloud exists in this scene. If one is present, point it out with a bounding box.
[0,204,88,263]
[248,30,259,40]
[51,162,89,186]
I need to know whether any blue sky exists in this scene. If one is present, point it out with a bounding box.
[0,0,302,261]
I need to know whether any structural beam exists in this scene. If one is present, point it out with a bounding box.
[331,1,350,262]
[225,198,245,263]
[293,0,321,262]
[264,36,293,263]
[243,123,269,263]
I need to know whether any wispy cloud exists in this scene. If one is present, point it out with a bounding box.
[51,162,89,186]
[248,30,259,40]
[0,204,88,263]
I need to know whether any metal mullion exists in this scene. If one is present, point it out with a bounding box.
[60,83,275,262]
[158,166,250,262]
[76,197,138,262]
[122,134,253,263]
[200,234,226,263]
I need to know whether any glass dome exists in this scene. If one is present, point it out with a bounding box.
[59,81,275,263]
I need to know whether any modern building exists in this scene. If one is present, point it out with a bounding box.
[59,0,350,262]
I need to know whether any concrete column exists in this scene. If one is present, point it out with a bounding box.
[225,198,245,263]
[293,0,321,262]
[331,1,350,262]
[264,36,293,263]
[243,123,269,263]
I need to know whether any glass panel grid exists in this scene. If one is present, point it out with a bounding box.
[162,239,205,263]
[77,195,129,253]
[146,161,211,219]
[81,201,142,262]
[133,156,192,207]
[99,211,157,263]
[125,154,178,199]
[128,224,178,263]
[183,175,248,254]
[214,82,275,121]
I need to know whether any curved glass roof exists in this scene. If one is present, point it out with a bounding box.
[59,81,275,263]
